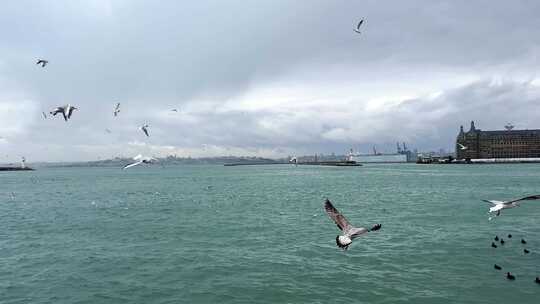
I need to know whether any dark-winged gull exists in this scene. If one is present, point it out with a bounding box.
[50,104,77,121]
[140,124,149,137]
[114,103,120,117]
[324,199,381,250]
[36,59,48,67]
[354,19,364,34]
[482,195,540,220]
[122,154,157,170]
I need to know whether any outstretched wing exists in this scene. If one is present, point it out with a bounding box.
[357,19,364,30]
[324,199,352,231]
[482,199,501,205]
[349,227,368,239]
[123,160,143,170]
[507,195,540,204]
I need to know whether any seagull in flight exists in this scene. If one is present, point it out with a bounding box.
[122,154,157,170]
[324,199,381,250]
[289,156,298,166]
[113,103,121,117]
[50,104,77,121]
[457,143,468,150]
[354,19,364,34]
[140,124,150,137]
[483,195,540,220]
[36,59,48,67]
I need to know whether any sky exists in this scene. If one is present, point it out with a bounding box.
[1,0,540,162]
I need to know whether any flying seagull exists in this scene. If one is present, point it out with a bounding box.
[140,124,149,137]
[324,199,381,250]
[122,154,157,170]
[113,103,120,117]
[36,59,48,67]
[354,19,364,34]
[50,104,77,121]
[483,195,540,220]
[457,143,468,150]
[290,156,298,166]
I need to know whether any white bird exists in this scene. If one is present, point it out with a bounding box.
[50,104,77,121]
[483,195,540,220]
[354,19,364,34]
[289,156,298,166]
[324,199,381,250]
[113,103,121,117]
[36,59,48,67]
[122,154,157,170]
[140,124,149,137]
[457,143,468,150]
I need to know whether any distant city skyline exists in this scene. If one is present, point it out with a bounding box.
[1,1,540,162]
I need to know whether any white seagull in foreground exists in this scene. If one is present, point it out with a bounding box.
[122,154,157,170]
[457,143,468,150]
[354,19,364,34]
[483,195,540,220]
[50,104,77,121]
[324,199,381,250]
[140,124,150,137]
[36,59,48,67]
[113,103,121,117]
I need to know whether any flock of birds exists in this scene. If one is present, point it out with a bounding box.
[491,233,539,283]
[28,18,538,286]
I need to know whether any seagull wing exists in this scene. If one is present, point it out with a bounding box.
[123,160,143,170]
[357,19,364,30]
[142,127,149,137]
[482,199,501,205]
[61,110,68,121]
[349,227,369,239]
[67,107,76,119]
[133,154,143,160]
[324,199,352,231]
[507,195,540,204]
[42,112,47,119]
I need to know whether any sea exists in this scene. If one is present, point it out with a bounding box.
[1,163,539,303]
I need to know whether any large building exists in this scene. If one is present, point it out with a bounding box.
[456,121,540,160]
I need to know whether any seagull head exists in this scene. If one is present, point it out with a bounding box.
[336,235,352,249]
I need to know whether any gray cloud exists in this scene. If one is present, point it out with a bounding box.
[1,0,540,161]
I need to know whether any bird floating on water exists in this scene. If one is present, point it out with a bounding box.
[324,199,381,250]
[122,154,157,170]
[113,103,120,117]
[524,249,530,254]
[482,195,540,220]
[491,242,497,248]
[494,236,499,241]
[535,277,540,284]
[36,59,48,67]
[140,124,149,137]
[506,272,516,280]
[500,239,505,245]
[521,238,527,244]
[494,264,502,270]
[354,19,364,34]
[50,104,77,121]
[508,234,512,238]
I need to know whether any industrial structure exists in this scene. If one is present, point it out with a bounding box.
[456,121,540,160]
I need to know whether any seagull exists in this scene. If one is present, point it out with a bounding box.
[324,199,381,250]
[289,156,298,166]
[524,249,530,254]
[457,143,468,150]
[42,112,47,119]
[50,104,77,121]
[483,195,540,219]
[535,277,540,284]
[36,59,48,67]
[494,236,499,241]
[521,238,527,244]
[494,264,502,270]
[508,234,512,238]
[140,124,149,137]
[506,272,516,280]
[500,239,505,245]
[122,154,157,170]
[491,242,497,248]
[354,19,364,34]
[113,103,120,117]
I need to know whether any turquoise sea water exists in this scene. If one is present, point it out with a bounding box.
[1,164,540,303]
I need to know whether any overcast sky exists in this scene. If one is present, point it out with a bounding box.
[1,0,540,162]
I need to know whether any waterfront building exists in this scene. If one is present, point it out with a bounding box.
[456,121,540,160]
